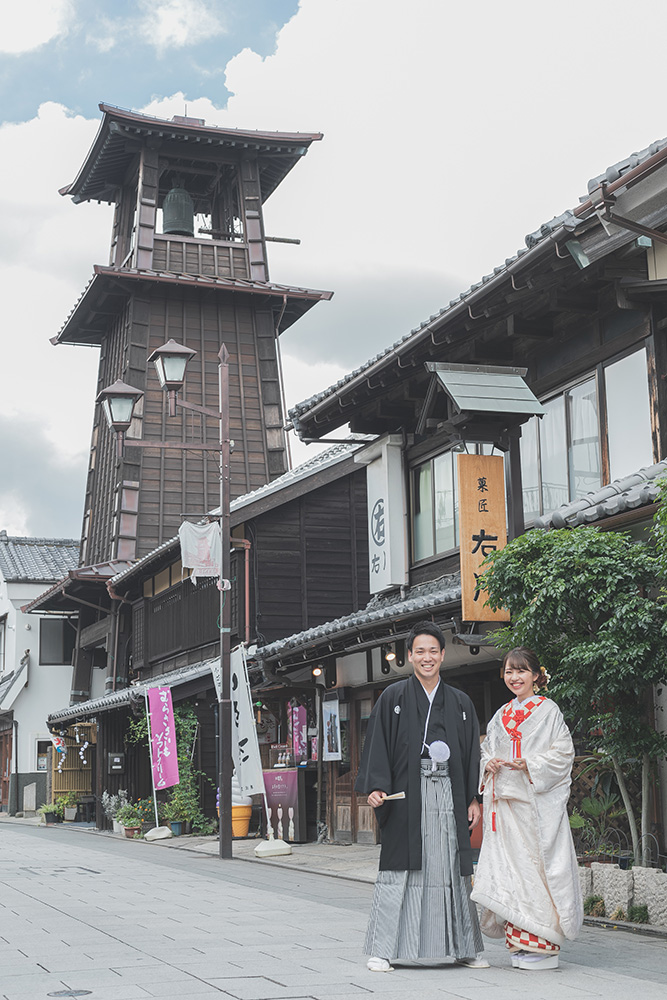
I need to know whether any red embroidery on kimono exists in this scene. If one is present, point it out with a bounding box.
[501,697,545,758]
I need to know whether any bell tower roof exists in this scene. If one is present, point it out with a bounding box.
[60,102,323,205]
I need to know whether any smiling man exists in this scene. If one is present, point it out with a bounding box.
[355,621,487,972]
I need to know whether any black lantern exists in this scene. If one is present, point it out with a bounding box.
[96,379,144,456]
[148,339,197,416]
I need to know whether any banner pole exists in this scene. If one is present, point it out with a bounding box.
[144,689,160,829]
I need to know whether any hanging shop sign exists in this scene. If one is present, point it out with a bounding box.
[456,454,510,622]
[356,435,408,595]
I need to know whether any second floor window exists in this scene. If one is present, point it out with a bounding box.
[39,618,76,665]
[521,347,653,521]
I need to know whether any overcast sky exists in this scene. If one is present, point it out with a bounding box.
[3,0,667,538]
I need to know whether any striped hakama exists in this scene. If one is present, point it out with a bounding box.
[364,761,483,961]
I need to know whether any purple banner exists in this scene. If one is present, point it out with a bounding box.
[147,686,180,790]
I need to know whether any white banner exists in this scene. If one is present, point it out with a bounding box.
[229,646,265,796]
[355,435,408,594]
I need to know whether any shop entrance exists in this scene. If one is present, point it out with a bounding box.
[329,689,381,844]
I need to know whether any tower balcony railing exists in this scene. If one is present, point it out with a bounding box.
[150,233,250,280]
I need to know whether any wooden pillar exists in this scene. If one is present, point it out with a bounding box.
[505,426,525,541]
[647,306,667,462]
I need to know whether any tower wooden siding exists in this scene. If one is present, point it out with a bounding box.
[82,285,287,564]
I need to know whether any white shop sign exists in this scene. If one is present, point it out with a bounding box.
[355,435,408,594]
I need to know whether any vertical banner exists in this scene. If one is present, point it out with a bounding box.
[147,686,180,789]
[356,435,408,595]
[229,646,265,796]
[457,454,510,622]
[322,694,342,761]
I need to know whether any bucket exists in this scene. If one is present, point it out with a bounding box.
[231,804,252,838]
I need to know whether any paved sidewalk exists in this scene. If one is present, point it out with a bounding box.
[2,819,667,1000]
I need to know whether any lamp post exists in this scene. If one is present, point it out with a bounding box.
[97,341,234,860]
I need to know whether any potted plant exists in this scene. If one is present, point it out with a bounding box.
[115,801,142,838]
[59,791,79,822]
[101,789,129,833]
[161,796,185,836]
[38,800,63,824]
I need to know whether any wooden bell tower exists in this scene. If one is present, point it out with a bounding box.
[53,104,331,565]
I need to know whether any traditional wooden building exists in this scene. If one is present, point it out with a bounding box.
[258,134,667,845]
[40,442,370,830]
[54,103,332,566]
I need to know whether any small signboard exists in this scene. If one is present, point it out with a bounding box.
[457,454,510,622]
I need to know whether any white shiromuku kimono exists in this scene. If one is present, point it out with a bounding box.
[470,696,583,950]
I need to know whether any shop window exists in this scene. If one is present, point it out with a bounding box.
[605,349,653,480]
[39,618,76,665]
[520,347,653,520]
[411,444,497,562]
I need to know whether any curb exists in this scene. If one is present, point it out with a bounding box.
[583,915,667,939]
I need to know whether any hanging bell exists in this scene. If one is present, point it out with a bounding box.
[162,185,195,237]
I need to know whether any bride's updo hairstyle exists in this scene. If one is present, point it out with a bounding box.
[502,647,548,690]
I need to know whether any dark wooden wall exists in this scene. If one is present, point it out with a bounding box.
[250,470,369,645]
[83,284,288,565]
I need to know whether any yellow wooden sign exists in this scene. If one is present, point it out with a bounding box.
[456,454,510,622]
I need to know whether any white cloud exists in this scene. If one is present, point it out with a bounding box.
[0,104,105,462]
[0,0,73,54]
[139,0,227,53]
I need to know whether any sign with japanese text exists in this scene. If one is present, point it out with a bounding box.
[356,435,408,594]
[147,686,180,790]
[230,646,265,796]
[457,454,510,622]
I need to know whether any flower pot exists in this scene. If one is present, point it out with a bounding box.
[123,825,141,838]
[42,811,57,825]
[232,804,252,838]
[112,819,123,834]
[64,807,78,822]
[169,820,183,836]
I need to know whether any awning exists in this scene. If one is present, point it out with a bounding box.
[48,657,218,726]
[427,363,545,419]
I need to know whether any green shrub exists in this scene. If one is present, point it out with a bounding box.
[627,904,649,924]
[583,894,605,917]
[609,906,626,921]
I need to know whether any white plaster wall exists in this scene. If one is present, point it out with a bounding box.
[0,580,74,771]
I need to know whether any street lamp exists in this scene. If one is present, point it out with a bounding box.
[147,339,197,416]
[96,379,144,457]
[98,345,233,861]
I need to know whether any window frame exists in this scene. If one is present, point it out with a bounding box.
[39,617,76,666]
[409,442,503,565]
[522,344,653,523]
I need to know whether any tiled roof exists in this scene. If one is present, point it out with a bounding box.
[0,532,79,584]
[257,573,462,662]
[586,137,667,192]
[288,137,667,435]
[230,439,367,513]
[107,440,366,588]
[52,266,333,346]
[534,461,667,530]
[47,657,218,725]
[21,560,134,614]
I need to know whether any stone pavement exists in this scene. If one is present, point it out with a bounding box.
[1,817,667,1000]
